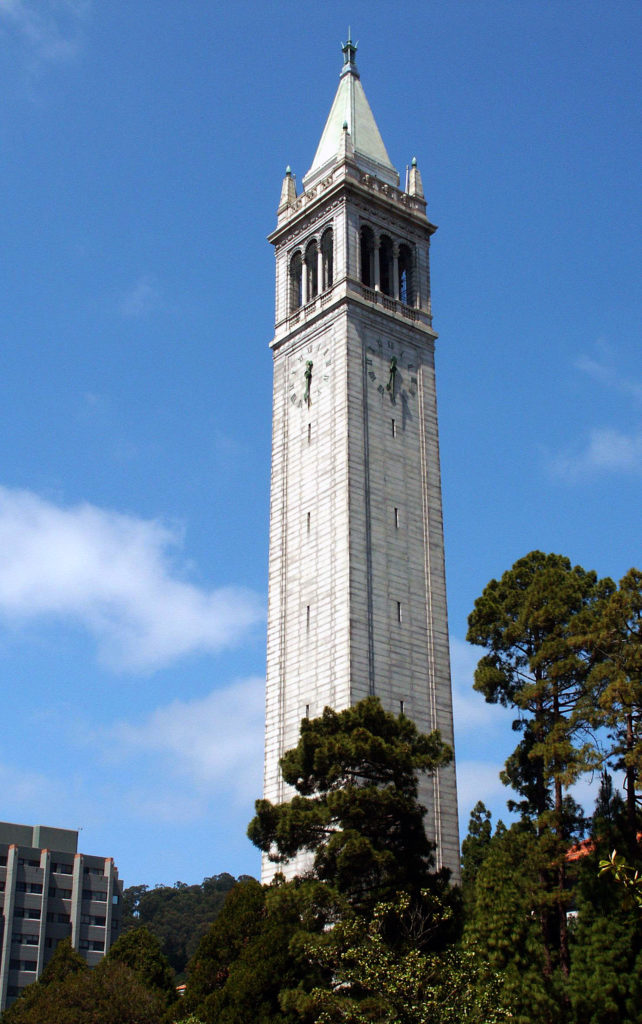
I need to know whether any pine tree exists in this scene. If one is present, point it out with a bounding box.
[248,697,452,912]
[464,823,567,1024]
[467,551,611,978]
[107,925,176,1007]
[582,568,642,855]
[460,801,493,911]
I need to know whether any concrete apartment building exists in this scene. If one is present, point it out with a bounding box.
[0,821,122,1011]
[263,38,460,882]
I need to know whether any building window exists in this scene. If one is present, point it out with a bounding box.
[398,243,415,306]
[289,251,303,311]
[360,225,375,287]
[306,511,311,534]
[305,704,310,719]
[83,889,108,902]
[396,601,402,623]
[394,507,399,528]
[391,419,397,437]
[321,228,333,290]
[306,605,311,631]
[379,234,393,296]
[307,422,312,444]
[305,240,318,300]
[400,700,405,715]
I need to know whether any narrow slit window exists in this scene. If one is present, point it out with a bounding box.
[394,507,399,528]
[306,605,311,630]
[399,699,405,716]
[307,511,311,534]
[305,704,310,719]
[307,422,312,444]
[396,601,402,623]
[391,418,397,437]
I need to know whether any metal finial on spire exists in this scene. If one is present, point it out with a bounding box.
[341,30,358,73]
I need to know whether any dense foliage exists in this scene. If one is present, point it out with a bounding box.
[1,932,175,1024]
[248,697,452,911]
[122,872,247,976]
[3,551,640,1024]
[184,697,461,1023]
[463,552,642,1023]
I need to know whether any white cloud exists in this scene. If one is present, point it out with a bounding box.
[109,676,265,813]
[0,762,58,807]
[551,427,642,479]
[0,0,90,67]
[120,274,162,318]
[0,485,264,671]
[450,636,513,735]
[575,353,642,403]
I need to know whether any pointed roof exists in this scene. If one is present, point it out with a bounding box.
[303,36,399,190]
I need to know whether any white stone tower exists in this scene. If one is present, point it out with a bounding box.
[263,38,459,882]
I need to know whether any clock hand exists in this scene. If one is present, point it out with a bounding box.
[386,356,397,396]
[304,361,313,407]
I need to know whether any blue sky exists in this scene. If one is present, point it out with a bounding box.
[0,1,640,888]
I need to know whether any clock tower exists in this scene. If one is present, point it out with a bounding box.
[263,39,460,881]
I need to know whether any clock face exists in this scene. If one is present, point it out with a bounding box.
[288,339,332,409]
[365,340,418,402]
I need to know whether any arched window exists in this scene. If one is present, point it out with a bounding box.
[321,228,333,291]
[379,235,393,296]
[305,240,318,301]
[290,251,303,311]
[360,226,375,287]
[398,244,415,306]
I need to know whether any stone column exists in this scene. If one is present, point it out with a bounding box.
[392,244,400,301]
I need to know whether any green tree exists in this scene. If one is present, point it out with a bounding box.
[121,873,242,976]
[581,568,642,854]
[1,960,166,1024]
[467,551,610,977]
[464,823,566,1024]
[1,939,88,1024]
[568,838,642,1024]
[248,697,452,912]
[184,879,325,1024]
[460,801,494,911]
[286,892,507,1024]
[107,926,176,1007]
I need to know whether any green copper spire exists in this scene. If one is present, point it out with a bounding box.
[341,30,358,77]
[304,38,398,189]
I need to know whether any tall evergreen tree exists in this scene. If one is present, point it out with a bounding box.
[464,823,567,1024]
[467,551,611,977]
[460,801,494,911]
[581,568,642,854]
[107,926,176,1007]
[248,697,453,912]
